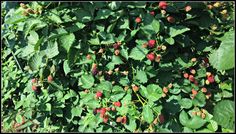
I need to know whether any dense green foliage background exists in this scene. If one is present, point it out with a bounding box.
[1,1,235,132]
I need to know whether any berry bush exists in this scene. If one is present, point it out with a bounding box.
[1,1,235,132]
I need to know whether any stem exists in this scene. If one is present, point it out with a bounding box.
[4,37,23,72]
[135,92,144,106]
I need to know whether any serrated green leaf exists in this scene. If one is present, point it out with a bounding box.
[209,31,234,71]
[135,70,147,84]
[169,26,190,37]
[179,98,192,109]
[80,74,94,89]
[71,107,82,117]
[213,100,235,130]
[58,33,75,52]
[129,45,148,61]
[95,9,114,20]
[142,105,154,123]
[63,60,71,75]
[46,41,59,58]
[110,85,125,101]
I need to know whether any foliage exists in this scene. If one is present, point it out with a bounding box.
[1,1,235,132]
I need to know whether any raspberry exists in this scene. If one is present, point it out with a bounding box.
[191,89,198,95]
[116,117,123,123]
[205,79,210,85]
[161,10,166,15]
[159,114,165,124]
[92,67,98,75]
[132,85,139,92]
[114,49,120,56]
[135,17,142,23]
[106,107,111,111]
[47,75,53,83]
[103,114,109,123]
[147,53,155,61]
[168,83,173,89]
[150,11,155,16]
[161,45,167,51]
[167,16,175,23]
[159,1,167,9]
[207,75,215,83]
[100,108,106,116]
[183,73,189,79]
[201,113,206,119]
[111,107,116,111]
[32,85,37,91]
[185,5,192,12]
[31,78,37,83]
[113,43,120,49]
[121,116,127,124]
[96,91,103,98]
[86,54,91,60]
[163,87,168,93]
[190,69,196,75]
[194,80,199,86]
[188,75,195,82]
[148,40,156,48]
[191,58,197,62]
[201,87,207,93]
[114,101,121,107]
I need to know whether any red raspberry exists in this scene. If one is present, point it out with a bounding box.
[96,91,103,98]
[159,1,168,9]
[159,114,165,124]
[100,108,106,115]
[188,75,195,82]
[183,73,189,79]
[185,5,192,12]
[32,85,37,91]
[192,89,198,95]
[135,17,142,23]
[114,101,121,107]
[147,53,155,61]
[167,16,175,23]
[103,115,109,123]
[207,75,215,83]
[116,117,123,123]
[47,75,53,83]
[113,43,120,49]
[148,40,156,48]
[31,78,36,83]
[121,116,127,124]
[150,11,155,16]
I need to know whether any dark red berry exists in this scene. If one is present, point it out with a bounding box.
[147,53,155,61]
[135,17,142,23]
[96,91,103,98]
[114,101,121,107]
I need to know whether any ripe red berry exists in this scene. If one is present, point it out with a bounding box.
[96,91,103,98]
[32,85,37,91]
[47,75,53,83]
[121,116,127,124]
[114,101,121,107]
[207,75,215,83]
[150,11,155,16]
[188,75,195,82]
[135,17,142,23]
[183,73,189,79]
[159,1,168,9]
[31,78,36,83]
[167,16,175,23]
[113,43,120,49]
[100,108,106,115]
[185,5,192,12]
[201,87,207,93]
[148,40,156,48]
[147,53,155,61]
[159,114,165,124]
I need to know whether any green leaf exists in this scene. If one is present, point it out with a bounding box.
[16,114,23,124]
[169,26,190,37]
[88,35,100,45]
[71,107,82,117]
[142,105,154,123]
[108,2,121,10]
[46,41,59,58]
[120,46,129,60]
[165,37,175,45]
[96,81,112,97]
[95,9,114,20]
[129,45,148,61]
[117,17,129,29]
[135,70,147,84]
[209,31,234,71]
[79,74,94,89]
[207,120,218,132]
[111,55,124,65]
[146,84,162,101]
[110,85,125,101]
[192,91,206,107]
[24,19,47,38]
[179,98,192,109]
[58,33,75,52]
[48,12,63,24]
[63,60,71,75]
[65,22,86,33]
[213,100,235,130]
[27,31,39,45]
[75,9,93,23]
[28,52,44,71]
[179,110,206,129]
[124,117,136,132]
[141,14,160,35]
